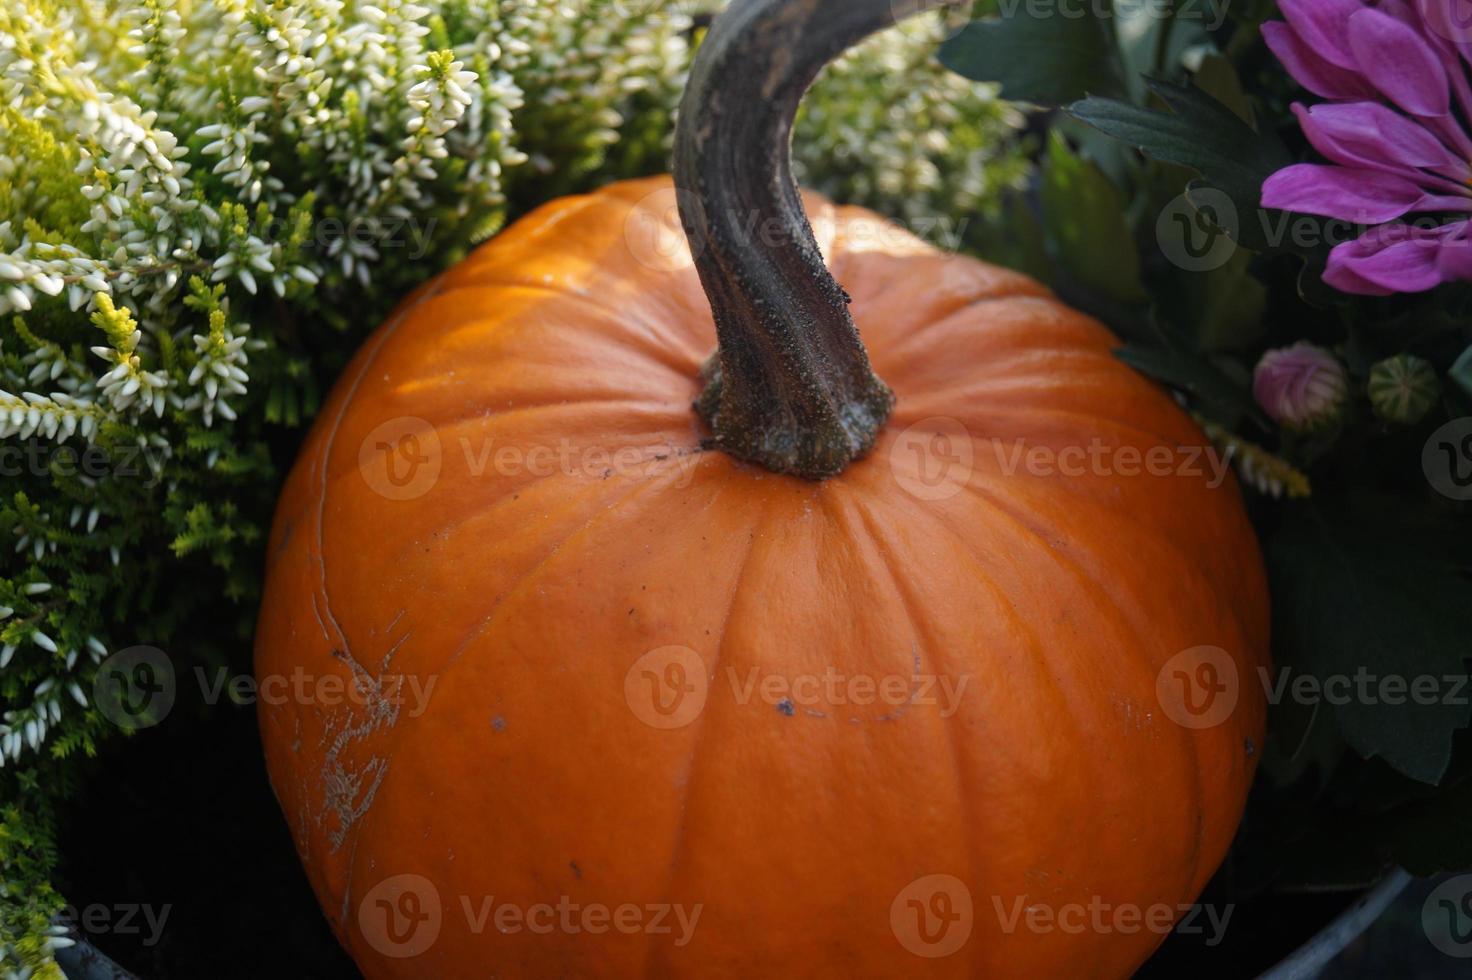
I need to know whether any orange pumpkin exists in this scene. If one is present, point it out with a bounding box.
[256,0,1269,976]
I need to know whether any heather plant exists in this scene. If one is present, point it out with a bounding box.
[0,1,1025,972]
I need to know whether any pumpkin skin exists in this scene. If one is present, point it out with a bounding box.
[255,175,1269,979]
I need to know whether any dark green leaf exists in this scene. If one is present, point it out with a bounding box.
[1192,54,1255,127]
[1116,326,1259,428]
[939,8,1124,106]
[1268,498,1472,785]
[1067,79,1290,250]
[1451,344,1472,400]
[1189,248,1268,353]
[1039,131,1146,305]
[1385,777,1472,875]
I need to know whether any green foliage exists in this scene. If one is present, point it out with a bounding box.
[1269,497,1472,785]
[940,0,1126,105]
[0,1,1027,970]
[0,803,64,980]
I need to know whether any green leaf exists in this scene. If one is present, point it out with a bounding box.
[939,7,1124,106]
[1192,53,1255,127]
[1268,498,1472,785]
[1384,777,1472,875]
[1186,248,1268,353]
[1038,131,1147,305]
[1067,79,1290,248]
[974,191,1053,284]
[1450,344,1472,400]
[1115,321,1259,428]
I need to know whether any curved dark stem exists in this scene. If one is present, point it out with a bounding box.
[674,0,962,480]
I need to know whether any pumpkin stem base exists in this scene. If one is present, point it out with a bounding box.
[695,351,894,480]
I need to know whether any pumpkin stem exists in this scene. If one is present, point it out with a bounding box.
[675,0,958,480]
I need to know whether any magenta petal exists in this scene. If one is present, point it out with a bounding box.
[1263,22,1377,101]
[1322,259,1396,296]
[1433,222,1472,280]
[1263,165,1433,222]
[1293,101,1465,176]
[1324,222,1462,294]
[1348,9,1452,116]
[1279,0,1363,68]
[1438,235,1472,281]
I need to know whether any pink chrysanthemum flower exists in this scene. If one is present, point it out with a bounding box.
[1261,0,1472,295]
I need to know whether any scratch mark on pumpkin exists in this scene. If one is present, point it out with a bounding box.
[380,631,411,672]
[321,686,400,851]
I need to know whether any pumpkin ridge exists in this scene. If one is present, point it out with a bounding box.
[312,478,680,875]
[847,466,1100,846]
[845,494,981,980]
[867,294,1119,384]
[861,289,1054,362]
[310,273,451,679]
[358,399,697,456]
[956,463,1251,645]
[333,467,708,951]
[868,297,1092,366]
[893,400,1197,455]
[414,280,709,381]
[909,479,1213,963]
[951,478,1217,896]
[882,345,1121,397]
[306,450,679,657]
[408,470,696,688]
[645,510,763,980]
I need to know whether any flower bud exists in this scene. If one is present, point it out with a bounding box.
[1253,342,1347,432]
[1367,354,1438,424]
